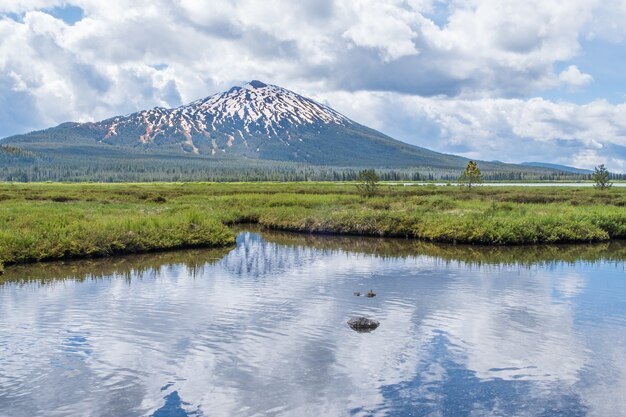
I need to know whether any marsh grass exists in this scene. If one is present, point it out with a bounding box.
[0,182,625,266]
[0,200,234,266]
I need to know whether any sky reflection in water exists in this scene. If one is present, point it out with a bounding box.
[0,231,625,417]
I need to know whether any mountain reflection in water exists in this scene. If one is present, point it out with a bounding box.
[1,230,625,417]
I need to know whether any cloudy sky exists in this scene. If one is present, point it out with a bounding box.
[1,0,626,171]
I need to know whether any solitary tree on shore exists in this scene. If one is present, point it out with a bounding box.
[356,169,380,197]
[592,164,612,190]
[459,161,482,188]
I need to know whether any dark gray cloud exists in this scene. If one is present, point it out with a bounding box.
[321,50,469,96]
[0,77,43,137]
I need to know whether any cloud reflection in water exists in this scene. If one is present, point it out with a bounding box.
[0,231,625,416]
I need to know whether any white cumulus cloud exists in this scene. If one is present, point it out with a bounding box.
[559,65,594,88]
[1,0,626,170]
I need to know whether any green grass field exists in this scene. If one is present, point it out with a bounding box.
[1,182,625,268]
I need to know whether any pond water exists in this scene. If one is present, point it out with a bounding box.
[1,230,626,417]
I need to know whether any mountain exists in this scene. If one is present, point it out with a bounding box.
[1,80,587,182]
[3,80,536,172]
[521,162,592,174]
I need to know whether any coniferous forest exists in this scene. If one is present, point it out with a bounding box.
[3,144,618,183]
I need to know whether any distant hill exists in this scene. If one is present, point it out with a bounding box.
[0,81,582,181]
[521,162,592,174]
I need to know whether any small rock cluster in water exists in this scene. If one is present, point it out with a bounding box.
[353,290,376,297]
[349,289,379,332]
[347,317,380,332]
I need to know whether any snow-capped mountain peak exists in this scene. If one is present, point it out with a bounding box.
[97,81,353,155]
[191,80,351,129]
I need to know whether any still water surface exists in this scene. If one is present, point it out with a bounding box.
[1,230,626,417]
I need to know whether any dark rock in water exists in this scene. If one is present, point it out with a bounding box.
[348,317,380,332]
[366,290,376,298]
[353,292,361,297]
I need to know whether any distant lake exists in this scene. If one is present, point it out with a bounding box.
[398,182,626,187]
[1,230,626,416]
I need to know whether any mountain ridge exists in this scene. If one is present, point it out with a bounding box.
[521,162,592,174]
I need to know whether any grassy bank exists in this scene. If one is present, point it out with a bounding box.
[1,182,625,267]
[0,195,235,268]
[246,226,626,266]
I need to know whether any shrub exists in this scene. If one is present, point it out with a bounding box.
[356,169,380,197]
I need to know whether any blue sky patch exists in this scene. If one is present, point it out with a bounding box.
[45,5,84,25]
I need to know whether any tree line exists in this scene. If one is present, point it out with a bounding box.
[3,163,614,183]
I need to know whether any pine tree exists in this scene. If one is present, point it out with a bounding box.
[592,164,612,190]
[459,161,482,188]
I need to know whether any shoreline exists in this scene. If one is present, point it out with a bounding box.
[2,221,625,271]
[2,224,626,274]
